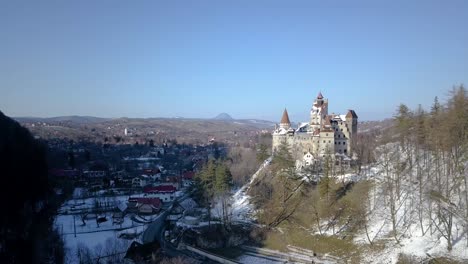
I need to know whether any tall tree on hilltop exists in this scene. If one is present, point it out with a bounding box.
[394,104,413,151]
[214,163,233,227]
[256,143,269,163]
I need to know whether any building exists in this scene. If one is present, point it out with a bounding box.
[143,185,177,202]
[132,175,149,188]
[272,92,358,167]
[127,197,162,214]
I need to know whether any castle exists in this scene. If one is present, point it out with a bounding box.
[272,92,358,167]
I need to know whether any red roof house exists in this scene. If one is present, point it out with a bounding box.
[182,171,195,180]
[143,185,177,194]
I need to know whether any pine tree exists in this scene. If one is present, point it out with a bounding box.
[215,163,233,195]
[256,144,269,163]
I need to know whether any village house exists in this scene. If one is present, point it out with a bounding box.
[182,171,195,187]
[142,168,161,181]
[83,170,107,178]
[164,175,181,190]
[127,197,162,214]
[132,175,149,188]
[143,185,177,202]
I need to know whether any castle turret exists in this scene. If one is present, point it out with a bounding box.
[310,91,328,130]
[279,108,291,129]
[345,109,358,154]
[317,91,324,101]
[345,110,358,135]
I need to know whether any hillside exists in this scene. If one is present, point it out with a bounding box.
[14,116,275,145]
[213,113,234,120]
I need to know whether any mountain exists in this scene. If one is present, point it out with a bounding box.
[213,113,234,120]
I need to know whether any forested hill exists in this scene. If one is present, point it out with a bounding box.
[0,111,60,263]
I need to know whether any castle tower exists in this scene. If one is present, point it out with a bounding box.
[279,108,291,129]
[345,109,358,154]
[345,110,358,135]
[310,91,328,130]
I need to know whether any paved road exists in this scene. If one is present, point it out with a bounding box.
[141,193,196,258]
[141,207,171,244]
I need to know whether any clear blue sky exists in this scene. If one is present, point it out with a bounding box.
[1,1,467,121]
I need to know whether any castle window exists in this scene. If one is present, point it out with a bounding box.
[329,140,331,143]
[326,133,328,136]
[335,142,336,144]
[338,142,340,145]
[341,129,343,131]
[323,140,325,143]
[344,149,347,153]
[343,142,346,145]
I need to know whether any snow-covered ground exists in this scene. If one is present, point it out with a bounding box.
[352,144,468,263]
[212,157,272,222]
[59,194,130,214]
[55,194,158,263]
[236,253,284,264]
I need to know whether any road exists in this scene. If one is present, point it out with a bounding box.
[141,207,171,244]
[141,192,198,259]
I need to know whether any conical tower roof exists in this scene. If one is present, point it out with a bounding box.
[317,91,324,99]
[280,108,291,124]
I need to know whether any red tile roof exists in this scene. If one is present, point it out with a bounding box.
[143,185,176,193]
[183,171,195,180]
[280,108,291,124]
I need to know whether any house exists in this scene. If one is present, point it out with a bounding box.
[128,197,162,214]
[110,170,127,178]
[182,171,195,187]
[153,147,165,156]
[144,185,177,194]
[171,198,198,215]
[143,185,176,202]
[180,198,198,211]
[132,175,149,188]
[142,168,161,181]
[182,171,195,180]
[83,170,107,178]
[164,175,181,190]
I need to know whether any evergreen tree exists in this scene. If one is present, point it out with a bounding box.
[215,163,233,195]
[272,141,294,171]
[256,144,269,163]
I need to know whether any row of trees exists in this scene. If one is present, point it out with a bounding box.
[194,160,234,227]
[373,85,467,250]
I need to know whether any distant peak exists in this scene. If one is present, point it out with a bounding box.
[213,113,234,120]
